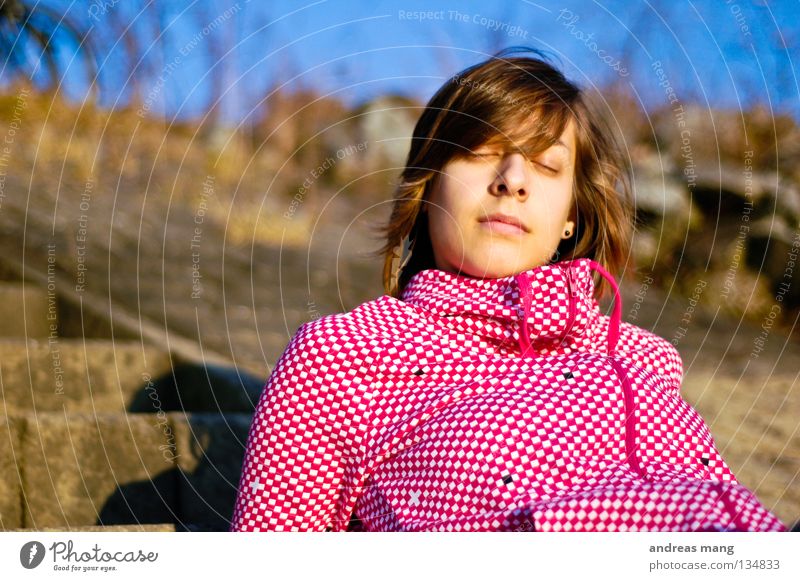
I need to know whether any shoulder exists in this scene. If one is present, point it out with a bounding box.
[587,311,684,393]
[615,320,684,393]
[256,306,387,421]
[303,294,428,346]
[274,295,408,376]
[281,311,377,371]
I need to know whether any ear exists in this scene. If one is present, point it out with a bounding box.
[561,220,575,239]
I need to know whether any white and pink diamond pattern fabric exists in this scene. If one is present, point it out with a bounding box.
[230,258,787,532]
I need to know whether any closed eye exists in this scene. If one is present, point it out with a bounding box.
[469,151,560,174]
[534,161,558,174]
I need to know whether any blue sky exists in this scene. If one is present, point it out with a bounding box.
[26,0,800,121]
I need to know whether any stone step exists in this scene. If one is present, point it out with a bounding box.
[0,416,22,530]
[0,283,53,339]
[0,412,252,531]
[0,339,265,414]
[4,524,176,532]
[0,339,174,414]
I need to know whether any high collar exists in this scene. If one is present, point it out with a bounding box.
[400,258,621,356]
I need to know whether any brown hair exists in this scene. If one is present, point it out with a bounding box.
[369,46,633,299]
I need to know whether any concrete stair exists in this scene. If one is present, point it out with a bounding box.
[0,339,173,415]
[0,278,263,532]
[4,524,177,532]
[0,283,52,339]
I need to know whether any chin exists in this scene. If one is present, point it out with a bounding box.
[459,259,527,280]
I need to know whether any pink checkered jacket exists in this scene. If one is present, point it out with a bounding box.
[231,258,787,532]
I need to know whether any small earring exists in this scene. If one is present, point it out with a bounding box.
[563,228,572,238]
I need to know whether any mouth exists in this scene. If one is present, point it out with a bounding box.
[478,213,529,235]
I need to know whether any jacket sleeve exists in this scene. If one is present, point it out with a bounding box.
[615,321,684,395]
[230,318,375,531]
[615,321,742,483]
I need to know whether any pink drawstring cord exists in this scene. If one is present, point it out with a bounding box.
[516,259,621,357]
[516,271,533,357]
[516,260,645,478]
[585,259,621,356]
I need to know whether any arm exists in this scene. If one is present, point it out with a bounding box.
[616,321,740,483]
[615,321,684,394]
[230,319,375,531]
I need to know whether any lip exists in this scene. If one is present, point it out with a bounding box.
[478,213,529,235]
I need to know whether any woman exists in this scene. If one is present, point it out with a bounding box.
[230,48,787,532]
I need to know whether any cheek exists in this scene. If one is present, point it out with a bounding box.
[427,181,473,231]
[427,200,464,251]
[426,187,480,263]
[547,180,575,219]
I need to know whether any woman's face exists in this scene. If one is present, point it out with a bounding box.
[425,119,577,279]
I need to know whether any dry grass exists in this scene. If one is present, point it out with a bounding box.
[0,82,379,247]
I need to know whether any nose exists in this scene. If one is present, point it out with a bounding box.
[489,152,529,200]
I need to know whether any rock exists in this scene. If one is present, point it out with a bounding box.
[0,283,52,339]
[0,340,172,414]
[351,94,419,171]
[5,523,175,532]
[21,412,178,528]
[0,416,23,529]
